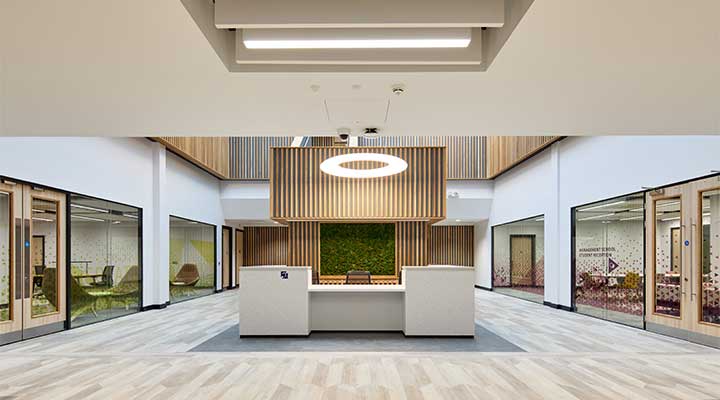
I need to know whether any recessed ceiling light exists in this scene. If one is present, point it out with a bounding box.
[243,28,472,49]
[455,219,461,222]
[320,153,407,178]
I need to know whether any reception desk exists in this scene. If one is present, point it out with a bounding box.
[238,265,475,337]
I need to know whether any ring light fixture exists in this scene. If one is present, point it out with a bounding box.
[320,153,408,178]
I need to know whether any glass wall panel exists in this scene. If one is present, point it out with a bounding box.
[31,198,59,316]
[70,194,141,327]
[169,216,215,303]
[701,189,720,325]
[574,194,644,328]
[0,192,9,322]
[653,197,681,317]
[492,216,545,303]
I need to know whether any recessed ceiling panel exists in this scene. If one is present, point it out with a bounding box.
[235,29,483,65]
[215,0,504,28]
[324,98,390,127]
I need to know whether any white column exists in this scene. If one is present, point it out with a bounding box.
[474,220,491,288]
[151,142,169,305]
[544,142,562,306]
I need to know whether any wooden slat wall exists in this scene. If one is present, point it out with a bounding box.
[287,222,320,273]
[271,147,446,222]
[309,137,337,147]
[486,136,560,178]
[242,226,288,266]
[358,136,486,179]
[155,137,230,178]
[429,225,474,266]
[396,221,429,270]
[229,137,293,180]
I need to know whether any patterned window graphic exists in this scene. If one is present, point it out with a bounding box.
[701,189,720,326]
[493,216,545,304]
[574,194,644,328]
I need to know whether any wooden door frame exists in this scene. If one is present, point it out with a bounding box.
[646,175,720,341]
[509,234,536,287]
[221,225,233,290]
[691,177,720,337]
[0,181,22,344]
[234,229,243,289]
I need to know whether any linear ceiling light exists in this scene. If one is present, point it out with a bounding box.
[578,201,625,212]
[619,216,644,221]
[243,28,471,49]
[578,213,616,222]
[320,153,407,178]
[71,204,109,213]
[72,215,106,222]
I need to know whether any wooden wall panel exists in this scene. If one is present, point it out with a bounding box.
[358,136,486,179]
[429,225,474,266]
[396,221,429,271]
[242,226,288,266]
[486,136,560,178]
[287,222,320,274]
[229,137,293,180]
[309,137,339,147]
[154,137,229,178]
[271,147,446,222]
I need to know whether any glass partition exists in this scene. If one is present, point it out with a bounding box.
[31,197,59,316]
[652,197,682,317]
[700,189,720,325]
[169,216,215,303]
[573,194,644,328]
[69,194,141,327]
[492,216,545,303]
[0,192,9,322]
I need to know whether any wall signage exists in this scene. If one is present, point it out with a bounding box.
[684,240,690,246]
[280,270,288,280]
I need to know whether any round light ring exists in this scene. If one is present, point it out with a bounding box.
[320,153,408,178]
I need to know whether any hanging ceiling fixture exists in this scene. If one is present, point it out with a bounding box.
[320,153,407,178]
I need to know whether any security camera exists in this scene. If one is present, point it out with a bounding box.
[337,127,351,142]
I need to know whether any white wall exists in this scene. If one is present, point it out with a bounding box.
[476,135,720,307]
[166,153,223,293]
[0,137,226,306]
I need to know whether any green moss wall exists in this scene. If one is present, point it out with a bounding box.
[320,224,395,276]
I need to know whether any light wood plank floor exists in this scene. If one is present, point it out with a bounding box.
[0,290,718,400]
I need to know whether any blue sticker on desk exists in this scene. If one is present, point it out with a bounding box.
[280,271,288,279]
[685,240,690,246]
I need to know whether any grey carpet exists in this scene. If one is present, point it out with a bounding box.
[190,324,525,352]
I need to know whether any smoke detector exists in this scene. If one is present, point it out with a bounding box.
[362,127,380,140]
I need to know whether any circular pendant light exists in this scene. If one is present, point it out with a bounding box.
[320,153,408,178]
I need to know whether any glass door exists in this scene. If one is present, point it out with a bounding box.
[646,176,720,343]
[0,180,66,345]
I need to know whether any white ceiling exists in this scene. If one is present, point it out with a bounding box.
[1,0,718,136]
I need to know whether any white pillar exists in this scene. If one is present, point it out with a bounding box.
[151,142,169,305]
[544,142,562,305]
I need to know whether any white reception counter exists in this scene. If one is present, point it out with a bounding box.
[238,265,475,337]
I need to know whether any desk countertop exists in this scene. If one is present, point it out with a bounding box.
[308,284,405,293]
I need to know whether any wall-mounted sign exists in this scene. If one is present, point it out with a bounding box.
[280,270,288,280]
[685,240,690,246]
